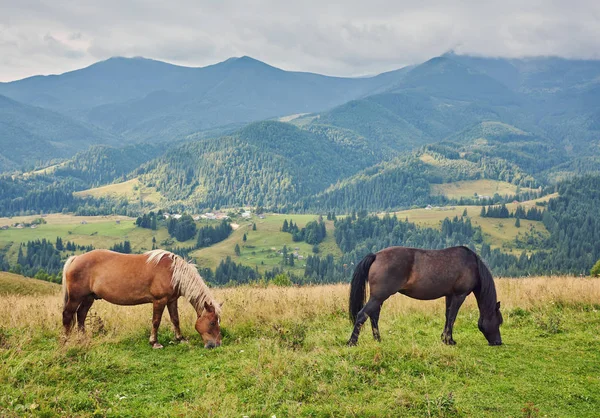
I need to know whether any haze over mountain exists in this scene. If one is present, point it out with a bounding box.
[1,52,600,214]
[0,56,409,144]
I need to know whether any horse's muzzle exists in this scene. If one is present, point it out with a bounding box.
[204,341,221,349]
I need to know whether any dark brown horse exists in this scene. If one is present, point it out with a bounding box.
[62,249,222,349]
[348,245,503,346]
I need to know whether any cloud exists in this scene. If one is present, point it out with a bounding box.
[0,0,599,81]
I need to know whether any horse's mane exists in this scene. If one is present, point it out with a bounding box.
[144,249,221,315]
[466,247,498,316]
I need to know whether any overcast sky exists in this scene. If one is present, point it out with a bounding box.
[1,0,599,81]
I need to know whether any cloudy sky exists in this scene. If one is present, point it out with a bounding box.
[1,0,599,81]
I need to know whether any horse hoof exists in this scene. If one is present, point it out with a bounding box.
[152,343,164,349]
[347,340,357,347]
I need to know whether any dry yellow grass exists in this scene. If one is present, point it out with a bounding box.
[431,179,535,199]
[74,178,163,204]
[0,213,133,228]
[1,276,598,342]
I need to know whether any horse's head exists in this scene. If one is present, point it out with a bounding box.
[195,301,222,349]
[478,301,503,346]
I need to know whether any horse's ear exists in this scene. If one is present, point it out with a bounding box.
[496,301,501,311]
[204,301,215,313]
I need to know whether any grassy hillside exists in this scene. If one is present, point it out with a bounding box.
[390,194,554,252]
[0,278,598,416]
[74,178,163,205]
[0,214,184,263]
[192,214,341,274]
[0,272,59,295]
[431,179,535,199]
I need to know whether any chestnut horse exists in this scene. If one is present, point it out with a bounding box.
[62,249,222,349]
[348,245,503,346]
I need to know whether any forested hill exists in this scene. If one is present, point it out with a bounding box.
[137,121,379,210]
[0,94,117,171]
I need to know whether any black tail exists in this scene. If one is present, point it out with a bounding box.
[349,253,376,323]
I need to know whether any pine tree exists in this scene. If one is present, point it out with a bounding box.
[462,208,468,217]
[243,233,247,242]
[234,244,241,256]
[480,206,486,217]
[515,217,521,228]
[252,223,257,231]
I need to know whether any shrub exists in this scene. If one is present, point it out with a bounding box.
[591,259,600,277]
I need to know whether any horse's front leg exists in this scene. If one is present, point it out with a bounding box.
[167,299,186,342]
[150,300,167,349]
[441,294,467,345]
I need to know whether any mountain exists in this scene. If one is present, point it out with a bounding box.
[136,121,379,210]
[0,94,117,171]
[0,56,409,143]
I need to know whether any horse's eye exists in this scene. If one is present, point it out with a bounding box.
[210,322,216,327]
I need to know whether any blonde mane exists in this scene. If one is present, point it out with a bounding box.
[144,249,221,315]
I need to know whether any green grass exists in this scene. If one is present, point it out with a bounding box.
[0,272,59,296]
[0,284,599,417]
[390,197,552,253]
[0,214,193,264]
[191,214,341,274]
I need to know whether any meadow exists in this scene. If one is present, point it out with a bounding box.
[191,214,340,274]
[1,276,599,417]
[0,214,193,264]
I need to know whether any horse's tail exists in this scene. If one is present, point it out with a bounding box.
[349,253,376,323]
[62,256,77,309]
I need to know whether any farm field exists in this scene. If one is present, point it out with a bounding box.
[191,213,341,274]
[0,276,599,416]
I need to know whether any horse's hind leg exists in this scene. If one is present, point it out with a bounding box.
[369,299,383,342]
[441,294,467,345]
[76,296,95,333]
[348,297,383,346]
[167,299,186,342]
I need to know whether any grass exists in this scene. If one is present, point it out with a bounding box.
[191,214,341,274]
[430,179,536,199]
[0,277,599,416]
[0,272,59,296]
[0,214,187,264]
[389,195,554,253]
[74,178,163,205]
